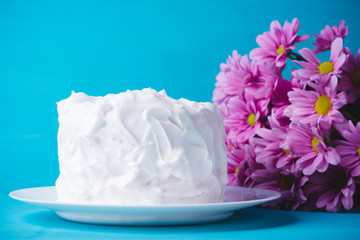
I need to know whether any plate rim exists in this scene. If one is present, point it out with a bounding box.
[9,186,281,209]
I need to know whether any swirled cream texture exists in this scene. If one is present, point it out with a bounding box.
[56,88,228,205]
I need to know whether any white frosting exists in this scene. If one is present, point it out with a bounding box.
[55,88,228,205]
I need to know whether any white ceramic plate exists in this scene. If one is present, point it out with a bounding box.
[9,186,280,226]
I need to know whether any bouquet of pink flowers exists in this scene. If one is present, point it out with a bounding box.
[213,18,360,212]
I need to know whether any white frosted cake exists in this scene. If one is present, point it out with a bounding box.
[55,88,228,205]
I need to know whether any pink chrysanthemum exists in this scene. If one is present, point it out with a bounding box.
[271,76,302,126]
[227,146,246,186]
[336,121,360,177]
[284,76,347,129]
[250,18,309,67]
[285,123,340,175]
[290,72,304,89]
[225,94,269,144]
[213,18,359,213]
[213,51,278,116]
[304,165,355,212]
[247,61,279,99]
[272,77,293,107]
[313,20,348,53]
[271,105,291,127]
[213,51,249,106]
[251,169,308,210]
[253,114,298,173]
[338,49,360,103]
[228,141,263,188]
[292,38,347,84]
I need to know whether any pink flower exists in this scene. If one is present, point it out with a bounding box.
[213,18,359,213]
[313,20,348,53]
[271,76,302,126]
[271,77,293,107]
[213,51,278,116]
[228,141,263,188]
[336,121,360,177]
[290,72,304,89]
[251,169,308,210]
[338,49,360,103]
[213,50,243,116]
[292,38,347,84]
[250,18,309,67]
[284,76,347,129]
[227,146,246,186]
[247,62,278,99]
[213,50,247,115]
[285,123,340,175]
[271,105,291,127]
[253,114,298,173]
[304,165,355,212]
[225,94,269,144]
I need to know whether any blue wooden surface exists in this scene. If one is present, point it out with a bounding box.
[2,194,360,239]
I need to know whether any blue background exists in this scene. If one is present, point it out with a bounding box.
[1,0,360,239]
[1,0,360,193]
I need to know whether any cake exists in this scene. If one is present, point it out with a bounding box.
[55,88,228,205]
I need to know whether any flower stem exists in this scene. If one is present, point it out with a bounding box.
[287,51,306,61]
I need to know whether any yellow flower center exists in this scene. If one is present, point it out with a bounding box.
[315,95,332,116]
[234,166,239,177]
[284,149,290,154]
[247,113,256,126]
[358,146,360,156]
[318,61,334,74]
[277,45,285,55]
[312,136,320,153]
[351,70,360,86]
